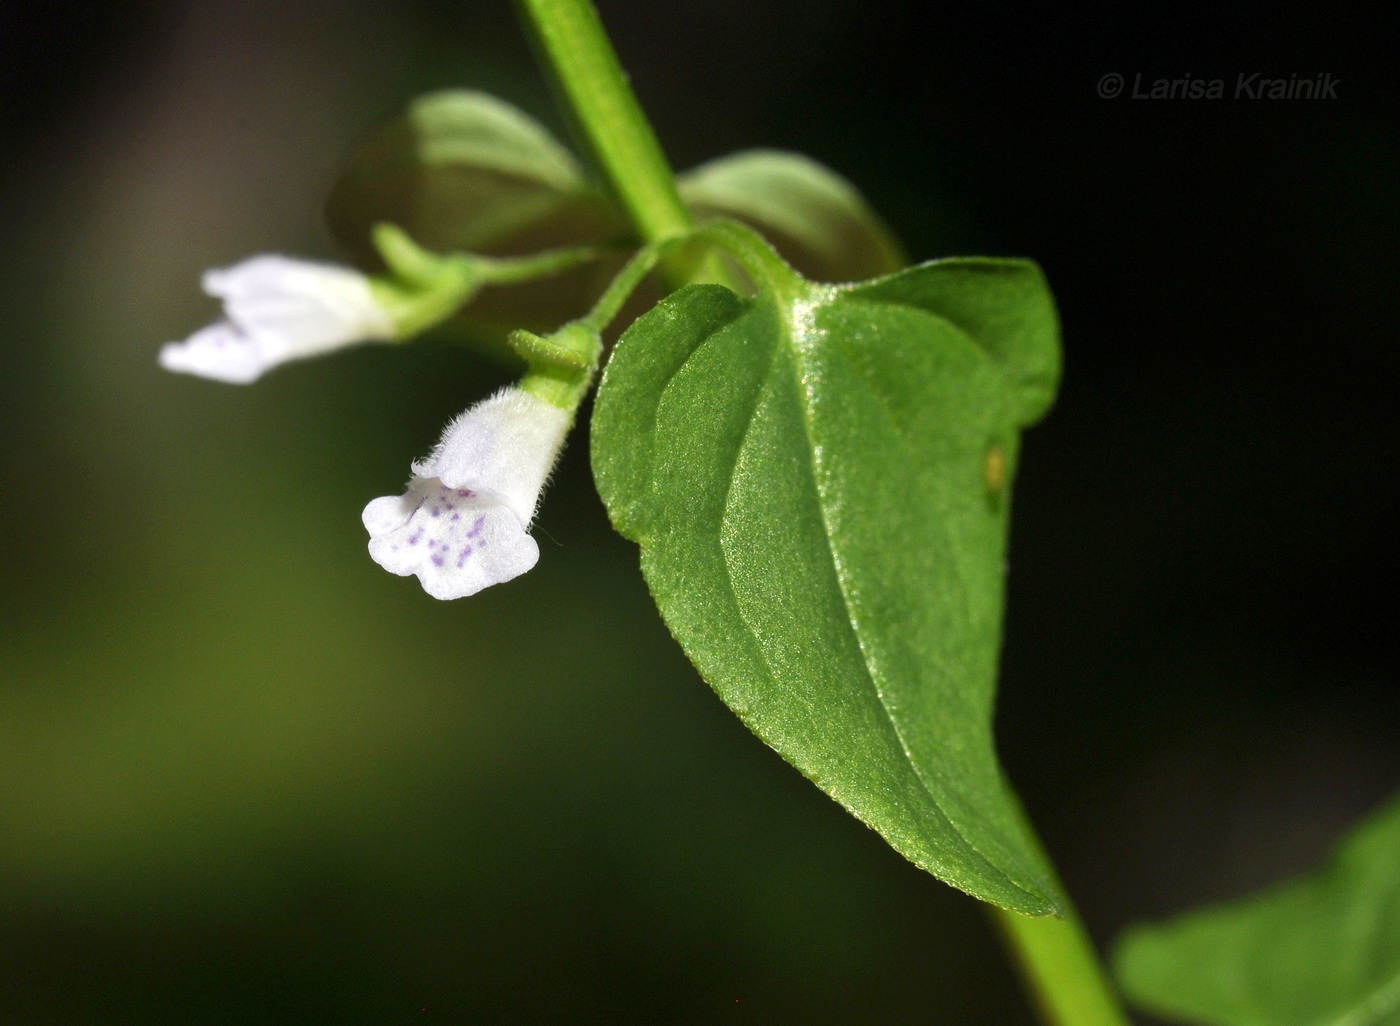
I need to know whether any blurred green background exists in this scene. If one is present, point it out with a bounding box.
[1,1,1396,1022]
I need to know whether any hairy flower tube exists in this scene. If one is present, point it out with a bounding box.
[362,388,573,599]
[159,255,397,383]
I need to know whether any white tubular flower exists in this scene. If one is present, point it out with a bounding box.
[159,256,396,383]
[362,388,572,599]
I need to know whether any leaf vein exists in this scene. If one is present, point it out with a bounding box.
[782,301,1028,901]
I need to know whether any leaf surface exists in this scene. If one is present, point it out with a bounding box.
[326,89,627,343]
[326,89,619,255]
[678,149,906,282]
[591,245,1061,912]
[1114,795,1400,1026]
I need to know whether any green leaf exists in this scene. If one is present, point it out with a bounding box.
[327,88,616,254]
[591,236,1062,913]
[679,149,907,283]
[1114,795,1400,1026]
[328,94,908,347]
[326,90,628,343]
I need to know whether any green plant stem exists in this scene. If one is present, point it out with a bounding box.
[992,906,1129,1026]
[694,219,802,298]
[578,241,666,332]
[471,245,608,286]
[990,803,1131,1026]
[513,0,739,291]
[513,0,691,247]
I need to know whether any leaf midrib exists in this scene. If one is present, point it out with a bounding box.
[766,292,1043,910]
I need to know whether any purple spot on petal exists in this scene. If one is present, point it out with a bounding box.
[431,553,445,567]
[408,528,423,545]
[467,515,486,539]
[456,546,472,568]
[450,512,460,521]
[457,489,472,497]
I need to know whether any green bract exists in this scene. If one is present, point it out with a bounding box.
[591,229,1062,913]
[326,90,623,344]
[326,89,614,259]
[326,91,910,347]
[679,149,906,283]
[1114,794,1400,1026]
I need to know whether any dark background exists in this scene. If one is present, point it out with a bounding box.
[1,1,1396,1022]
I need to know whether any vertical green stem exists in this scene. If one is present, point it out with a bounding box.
[990,799,1132,1026]
[513,0,692,245]
[991,904,1130,1026]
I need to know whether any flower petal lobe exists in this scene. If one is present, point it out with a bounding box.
[364,480,539,599]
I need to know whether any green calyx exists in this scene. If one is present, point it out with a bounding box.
[368,223,480,339]
[512,322,601,409]
[367,221,610,342]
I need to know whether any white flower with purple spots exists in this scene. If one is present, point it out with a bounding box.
[159,255,396,384]
[363,387,572,599]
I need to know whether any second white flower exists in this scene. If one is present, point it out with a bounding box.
[159,255,396,384]
[362,388,572,599]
